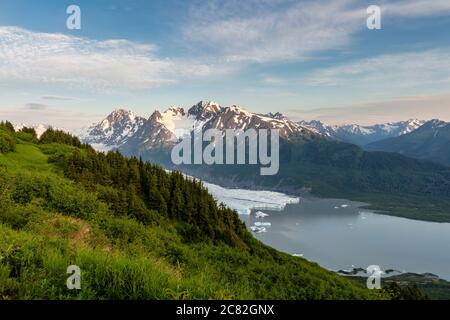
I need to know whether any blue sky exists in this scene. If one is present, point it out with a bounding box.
[0,0,450,128]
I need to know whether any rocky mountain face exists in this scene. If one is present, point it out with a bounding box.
[77,102,442,166]
[78,101,314,153]
[76,109,146,151]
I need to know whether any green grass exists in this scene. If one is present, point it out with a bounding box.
[0,143,53,172]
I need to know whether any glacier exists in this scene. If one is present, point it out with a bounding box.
[202,181,300,215]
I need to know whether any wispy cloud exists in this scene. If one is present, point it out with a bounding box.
[0,104,104,129]
[288,93,450,125]
[0,26,231,92]
[305,49,450,88]
[383,0,450,17]
[40,95,75,101]
[184,0,450,63]
[24,103,48,110]
[260,76,285,85]
[185,0,362,63]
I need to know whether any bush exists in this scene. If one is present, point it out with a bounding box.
[11,172,108,220]
[39,128,82,148]
[0,121,14,133]
[0,130,16,153]
[15,131,38,143]
[0,204,45,230]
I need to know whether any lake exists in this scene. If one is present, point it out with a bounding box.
[204,183,450,280]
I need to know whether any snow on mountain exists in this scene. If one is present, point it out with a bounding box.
[365,119,450,166]
[299,119,426,146]
[78,108,146,151]
[77,101,314,153]
[187,101,224,121]
[76,101,425,153]
[263,112,286,120]
[425,119,448,129]
[14,123,59,138]
[203,106,310,137]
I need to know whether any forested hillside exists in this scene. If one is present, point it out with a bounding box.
[365,120,450,167]
[178,134,450,222]
[0,122,390,300]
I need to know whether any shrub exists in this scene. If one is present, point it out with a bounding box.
[0,130,16,154]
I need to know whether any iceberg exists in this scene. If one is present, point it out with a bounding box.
[255,211,269,219]
[250,226,267,233]
[254,222,271,227]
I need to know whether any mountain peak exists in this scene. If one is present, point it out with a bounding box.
[226,105,253,116]
[80,108,146,150]
[300,119,427,145]
[111,108,135,116]
[149,110,163,122]
[426,119,447,128]
[166,106,185,116]
[265,112,286,120]
[188,101,223,120]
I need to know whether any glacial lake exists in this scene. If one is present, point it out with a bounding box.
[204,183,450,280]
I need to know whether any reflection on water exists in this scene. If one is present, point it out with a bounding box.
[240,198,450,280]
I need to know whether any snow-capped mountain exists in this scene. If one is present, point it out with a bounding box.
[121,101,227,151]
[203,105,308,137]
[76,101,428,154]
[78,101,313,152]
[77,109,146,151]
[263,112,287,121]
[14,123,59,138]
[365,119,450,166]
[299,119,426,146]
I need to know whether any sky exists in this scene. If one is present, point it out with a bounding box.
[0,0,449,128]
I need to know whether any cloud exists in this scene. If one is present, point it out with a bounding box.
[185,0,363,63]
[288,93,450,125]
[260,76,284,85]
[305,48,450,89]
[383,0,450,17]
[40,95,74,101]
[0,26,230,92]
[24,103,48,110]
[184,0,450,63]
[0,104,104,130]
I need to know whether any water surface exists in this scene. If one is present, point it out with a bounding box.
[239,198,450,280]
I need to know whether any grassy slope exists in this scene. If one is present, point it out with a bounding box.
[0,138,385,300]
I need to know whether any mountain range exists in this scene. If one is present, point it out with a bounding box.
[76,101,431,152]
[75,101,448,168]
[299,119,426,146]
[78,101,314,153]
[366,119,450,167]
[72,101,450,222]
